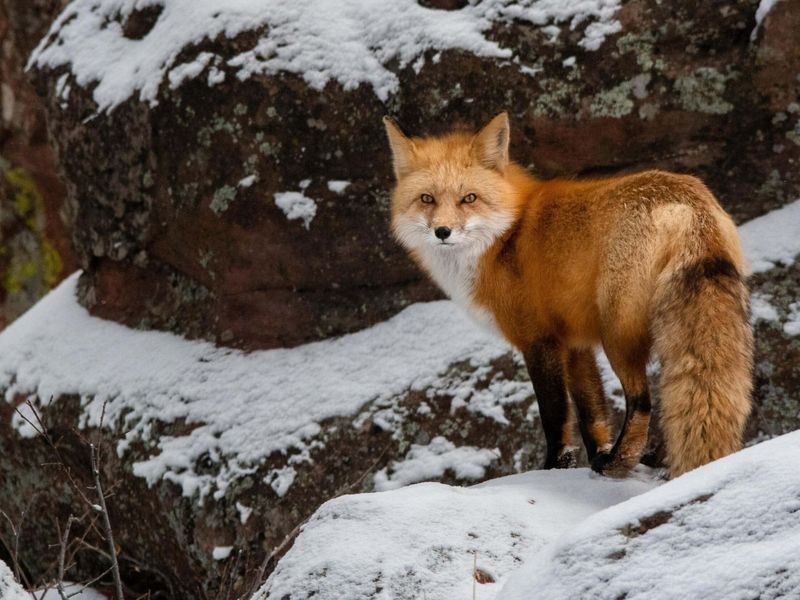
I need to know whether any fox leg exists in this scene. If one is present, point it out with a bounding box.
[591,343,650,478]
[566,348,612,461]
[524,338,578,469]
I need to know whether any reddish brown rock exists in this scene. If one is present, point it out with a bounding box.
[0,0,73,329]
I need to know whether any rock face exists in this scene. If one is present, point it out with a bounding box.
[0,0,73,329]
[24,0,800,350]
[1,0,799,598]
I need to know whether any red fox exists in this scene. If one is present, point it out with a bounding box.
[383,112,753,478]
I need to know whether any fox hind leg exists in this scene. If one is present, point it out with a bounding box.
[591,341,651,478]
[524,338,578,469]
[567,348,612,461]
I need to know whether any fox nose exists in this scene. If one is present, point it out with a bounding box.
[434,226,451,240]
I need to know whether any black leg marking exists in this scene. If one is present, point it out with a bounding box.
[592,390,651,477]
[524,337,572,469]
[567,349,611,461]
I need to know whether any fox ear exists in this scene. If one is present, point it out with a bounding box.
[472,112,510,172]
[383,116,416,179]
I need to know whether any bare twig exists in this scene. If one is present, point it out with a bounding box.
[56,514,77,600]
[0,509,32,589]
[90,443,124,600]
[66,564,115,597]
[18,400,94,507]
[15,398,133,596]
[76,538,174,598]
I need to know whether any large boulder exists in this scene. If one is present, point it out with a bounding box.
[23,0,800,349]
[1,0,799,597]
[254,431,800,599]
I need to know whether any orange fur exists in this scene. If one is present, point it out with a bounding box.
[384,113,753,478]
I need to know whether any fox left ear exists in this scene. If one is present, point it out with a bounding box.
[383,116,417,179]
[473,112,510,172]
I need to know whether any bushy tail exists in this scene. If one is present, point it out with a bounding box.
[652,256,753,477]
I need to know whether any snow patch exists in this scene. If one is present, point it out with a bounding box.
[783,302,800,336]
[373,436,500,491]
[326,180,351,194]
[33,585,108,600]
[751,0,783,41]
[428,358,533,425]
[238,174,257,188]
[501,431,800,600]
[0,559,29,600]
[212,546,234,560]
[29,0,624,111]
[236,501,253,524]
[168,52,215,89]
[254,468,657,599]
[739,199,800,273]
[266,465,297,497]
[274,191,317,229]
[751,292,779,324]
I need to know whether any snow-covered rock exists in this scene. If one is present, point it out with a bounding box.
[256,431,800,599]
[254,468,658,599]
[0,559,29,600]
[501,431,800,600]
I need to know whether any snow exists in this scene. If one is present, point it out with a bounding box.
[0,274,510,502]
[257,431,800,600]
[783,302,800,336]
[168,52,215,89]
[0,562,108,600]
[33,585,108,600]
[751,0,783,41]
[236,501,253,524]
[751,292,779,324]
[739,199,800,273]
[29,0,624,111]
[373,436,500,491]
[0,559,29,600]
[213,546,234,560]
[326,180,351,194]
[266,466,297,498]
[238,174,257,188]
[273,191,317,229]
[254,468,657,600]
[1,200,798,503]
[428,359,534,425]
[500,430,800,600]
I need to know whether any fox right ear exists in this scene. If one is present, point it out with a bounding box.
[383,116,416,179]
[473,112,510,172]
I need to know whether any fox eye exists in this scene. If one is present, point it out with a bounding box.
[420,193,435,204]
[462,193,477,204]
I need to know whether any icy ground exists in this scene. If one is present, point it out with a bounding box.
[1,200,799,503]
[30,0,622,110]
[254,431,800,600]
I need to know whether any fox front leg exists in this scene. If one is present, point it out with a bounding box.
[524,337,578,469]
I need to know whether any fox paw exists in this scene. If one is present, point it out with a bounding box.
[545,446,579,469]
[591,451,633,479]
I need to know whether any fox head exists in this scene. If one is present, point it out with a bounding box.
[383,113,519,258]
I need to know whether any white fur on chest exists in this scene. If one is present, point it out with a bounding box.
[418,247,502,338]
